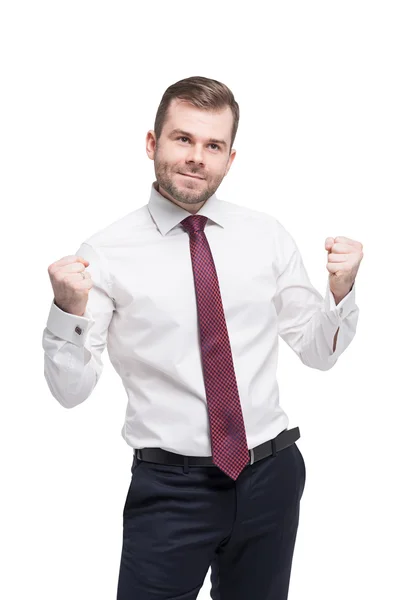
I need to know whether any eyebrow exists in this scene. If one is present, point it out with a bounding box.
[169,128,228,148]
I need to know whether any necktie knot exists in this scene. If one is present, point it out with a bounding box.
[180,215,208,235]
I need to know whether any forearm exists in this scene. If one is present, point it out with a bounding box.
[42,299,101,408]
[331,290,349,353]
[296,280,359,370]
[43,331,99,408]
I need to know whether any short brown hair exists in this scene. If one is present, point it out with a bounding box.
[154,76,240,150]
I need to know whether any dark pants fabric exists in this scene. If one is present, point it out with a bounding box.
[116,442,306,600]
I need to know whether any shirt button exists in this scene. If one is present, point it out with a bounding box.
[75,326,83,335]
[339,308,343,317]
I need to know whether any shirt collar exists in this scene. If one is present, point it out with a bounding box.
[147,180,227,236]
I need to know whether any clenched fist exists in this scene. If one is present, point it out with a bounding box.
[325,236,363,303]
[48,255,93,316]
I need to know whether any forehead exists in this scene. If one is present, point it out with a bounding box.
[163,98,233,140]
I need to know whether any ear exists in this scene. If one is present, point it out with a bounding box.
[225,148,236,176]
[146,130,157,160]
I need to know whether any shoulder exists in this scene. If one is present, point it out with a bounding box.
[82,204,150,250]
[218,197,281,232]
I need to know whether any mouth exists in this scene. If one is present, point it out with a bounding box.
[178,172,205,181]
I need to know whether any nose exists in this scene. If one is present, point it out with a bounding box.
[185,143,205,167]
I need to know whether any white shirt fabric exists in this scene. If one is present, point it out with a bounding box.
[42,181,359,456]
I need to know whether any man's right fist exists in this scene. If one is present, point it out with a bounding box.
[48,255,93,316]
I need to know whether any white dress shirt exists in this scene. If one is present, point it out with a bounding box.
[42,181,359,456]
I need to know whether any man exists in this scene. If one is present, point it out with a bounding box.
[43,75,363,599]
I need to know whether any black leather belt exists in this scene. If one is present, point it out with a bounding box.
[134,426,300,467]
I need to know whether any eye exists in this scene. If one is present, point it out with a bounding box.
[177,137,220,151]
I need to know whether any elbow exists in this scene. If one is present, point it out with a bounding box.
[299,350,338,371]
[49,385,88,409]
[298,329,340,370]
[44,371,92,409]
[57,394,87,409]
[313,359,338,371]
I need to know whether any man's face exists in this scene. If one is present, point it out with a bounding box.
[146,98,236,212]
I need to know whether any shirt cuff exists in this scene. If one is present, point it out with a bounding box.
[45,299,95,346]
[324,280,357,323]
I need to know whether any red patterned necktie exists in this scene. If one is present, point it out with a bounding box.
[180,215,249,480]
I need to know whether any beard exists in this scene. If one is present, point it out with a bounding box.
[154,152,225,206]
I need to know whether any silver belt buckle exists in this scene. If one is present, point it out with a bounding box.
[249,448,255,465]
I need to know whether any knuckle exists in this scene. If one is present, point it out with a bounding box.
[48,263,59,276]
[55,271,66,282]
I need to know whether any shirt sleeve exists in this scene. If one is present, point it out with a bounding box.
[272,220,359,370]
[42,242,115,407]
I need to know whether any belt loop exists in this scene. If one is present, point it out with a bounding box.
[183,456,189,474]
[271,439,277,457]
[249,448,255,465]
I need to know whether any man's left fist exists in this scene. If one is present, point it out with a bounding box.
[325,236,363,302]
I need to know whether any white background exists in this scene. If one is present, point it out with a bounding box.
[1,1,399,598]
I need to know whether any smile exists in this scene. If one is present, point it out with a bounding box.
[178,173,205,180]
